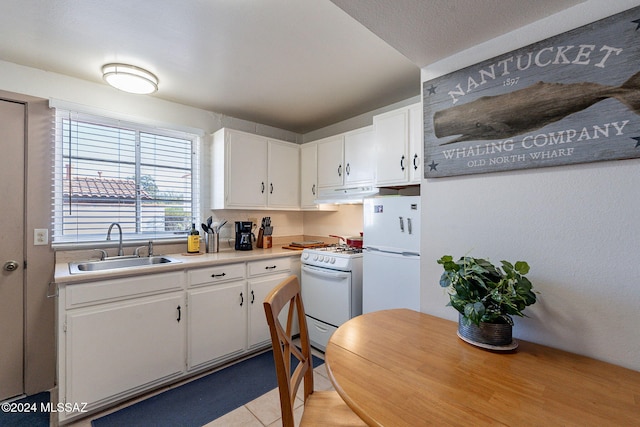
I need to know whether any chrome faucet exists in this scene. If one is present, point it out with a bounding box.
[106,222,124,256]
[134,241,153,257]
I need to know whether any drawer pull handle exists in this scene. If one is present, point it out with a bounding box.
[211,273,226,278]
[265,265,277,270]
[251,290,255,304]
[177,305,181,323]
[240,292,244,306]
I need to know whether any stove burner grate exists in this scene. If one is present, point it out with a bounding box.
[315,244,363,254]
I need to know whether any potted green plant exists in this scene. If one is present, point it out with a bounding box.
[437,255,537,347]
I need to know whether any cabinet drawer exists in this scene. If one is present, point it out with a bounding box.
[65,271,184,309]
[248,257,292,277]
[188,263,245,287]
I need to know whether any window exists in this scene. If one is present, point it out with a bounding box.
[52,110,200,245]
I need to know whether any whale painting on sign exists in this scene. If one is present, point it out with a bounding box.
[423,5,640,178]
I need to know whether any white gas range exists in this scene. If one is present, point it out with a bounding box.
[300,245,363,351]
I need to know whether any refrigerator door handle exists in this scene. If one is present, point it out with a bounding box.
[407,217,412,235]
[399,216,405,232]
[401,251,420,257]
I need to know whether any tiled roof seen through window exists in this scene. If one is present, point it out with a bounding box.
[64,176,151,200]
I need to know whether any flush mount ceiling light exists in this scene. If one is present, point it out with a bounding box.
[102,63,159,94]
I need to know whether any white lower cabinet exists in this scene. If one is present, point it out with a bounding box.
[187,263,247,369]
[188,283,246,368]
[57,255,296,425]
[248,273,289,347]
[65,292,185,406]
[247,257,293,348]
[57,271,185,424]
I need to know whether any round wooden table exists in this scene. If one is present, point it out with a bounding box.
[324,309,640,426]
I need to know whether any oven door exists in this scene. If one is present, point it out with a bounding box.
[301,264,352,327]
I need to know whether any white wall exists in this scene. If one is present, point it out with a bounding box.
[0,59,306,225]
[420,0,640,371]
[0,59,303,143]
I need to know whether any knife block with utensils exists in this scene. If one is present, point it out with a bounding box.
[257,217,273,248]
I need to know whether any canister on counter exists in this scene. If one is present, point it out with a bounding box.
[206,232,219,253]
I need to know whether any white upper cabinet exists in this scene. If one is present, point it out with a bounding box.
[408,103,423,184]
[317,135,344,188]
[211,128,300,210]
[268,140,300,209]
[214,130,268,208]
[373,103,422,186]
[344,126,375,185]
[316,126,374,189]
[300,142,318,209]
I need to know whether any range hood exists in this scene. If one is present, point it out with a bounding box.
[315,185,379,204]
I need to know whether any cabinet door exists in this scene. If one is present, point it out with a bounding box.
[344,126,374,185]
[225,131,268,208]
[65,293,185,405]
[300,143,318,208]
[374,107,409,186]
[248,273,289,348]
[409,103,423,184]
[188,281,246,369]
[268,140,300,209]
[317,135,344,188]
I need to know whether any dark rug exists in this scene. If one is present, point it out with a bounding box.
[0,391,50,427]
[92,350,324,427]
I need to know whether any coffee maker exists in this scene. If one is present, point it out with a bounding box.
[234,221,253,251]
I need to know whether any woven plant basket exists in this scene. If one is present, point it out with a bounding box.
[457,313,512,346]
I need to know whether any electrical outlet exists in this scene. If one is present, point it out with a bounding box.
[34,228,48,245]
[248,217,258,226]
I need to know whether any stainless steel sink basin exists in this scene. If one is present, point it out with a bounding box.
[69,256,181,274]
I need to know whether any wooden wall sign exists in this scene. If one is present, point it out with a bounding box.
[423,6,640,178]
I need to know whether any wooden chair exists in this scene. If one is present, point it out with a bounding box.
[263,275,366,427]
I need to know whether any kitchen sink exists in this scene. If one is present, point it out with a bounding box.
[68,256,181,274]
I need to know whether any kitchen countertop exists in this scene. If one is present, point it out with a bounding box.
[54,246,302,284]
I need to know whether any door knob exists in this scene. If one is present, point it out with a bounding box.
[3,260,19,272]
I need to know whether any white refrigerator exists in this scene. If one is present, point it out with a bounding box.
[362,196,420,313]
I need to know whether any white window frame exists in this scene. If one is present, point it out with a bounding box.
[51,107,201,247]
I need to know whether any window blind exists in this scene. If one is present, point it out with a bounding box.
[52,109,200,245]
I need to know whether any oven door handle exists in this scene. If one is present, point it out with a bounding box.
[302,264,351,280]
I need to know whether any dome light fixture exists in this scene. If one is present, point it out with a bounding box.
[102,63,159,94]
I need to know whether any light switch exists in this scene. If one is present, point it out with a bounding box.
[34,228,48,245]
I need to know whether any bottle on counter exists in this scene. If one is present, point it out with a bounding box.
[187,223,200,253]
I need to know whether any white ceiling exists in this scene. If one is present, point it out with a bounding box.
[0,0,584,133]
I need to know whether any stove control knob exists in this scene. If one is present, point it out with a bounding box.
[313,255,318,261]
[330,257,336,264]
[322,256,329,262]
[302,253,309,260]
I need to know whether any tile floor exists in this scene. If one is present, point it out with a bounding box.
[65,348,329,427]
[204,366,334,427]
